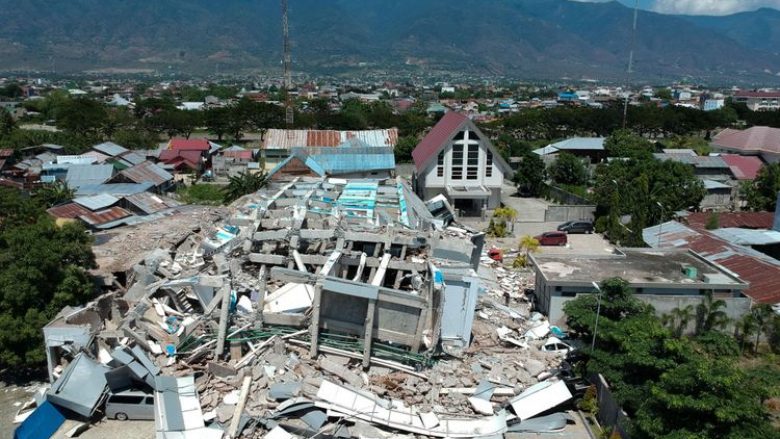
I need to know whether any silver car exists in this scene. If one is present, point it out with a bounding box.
[105,390,154,420]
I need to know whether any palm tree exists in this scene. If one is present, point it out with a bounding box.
[513,235,540,268]
[665,305,695,337]
[36,181,75,207]
[752,304,774,354]
[695,291,730,335]
[223,171,268,203]
[734,313,758,354]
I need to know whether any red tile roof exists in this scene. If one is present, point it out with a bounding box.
[712,126,780,155]
[720,154,764,180]
[168,138,210,151]
[412,112,469,171]
[685,212,775,230]
[734,90,780,99]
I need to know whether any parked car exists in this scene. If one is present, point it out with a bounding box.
[105,390,155,420]
[557,220,594,234]
[541,337,576,355]
[535,231,568,246]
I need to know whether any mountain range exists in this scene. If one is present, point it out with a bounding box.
[2,0,780,82]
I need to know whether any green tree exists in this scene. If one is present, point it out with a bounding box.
[513,153,547,196]
[662,135,712,156]
[204,107,231,141]
[34,181,75,208]
[56,97,107,136]
[743,162,780,211]
[394,136,417,164]
[751,304,774,353]
[705,211,720,230]
[548,152,588,186]
[654,88,672,101]
[224,171,268,203]
[0,109,15,135]
[662,304,695,338]
[695,291,730,335]
[734,313,758,354]
[604,128,654,159]
[635,356,775,439]
[0,188,96,367]
[513,235,540,268]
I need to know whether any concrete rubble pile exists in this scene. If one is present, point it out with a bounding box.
[19,177,577,439]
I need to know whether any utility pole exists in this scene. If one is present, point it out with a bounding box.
[282,0,294,127]
[622,0,639,129]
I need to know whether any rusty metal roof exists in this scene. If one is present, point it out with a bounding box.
[262,129,399,150]
[48,203,133,227]
[118,161,173,186]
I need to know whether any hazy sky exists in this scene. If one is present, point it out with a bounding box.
[578,0,780,15]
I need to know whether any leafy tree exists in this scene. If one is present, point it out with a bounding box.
[654,88,672,101]
[34,181,75,208]
[176,184,225,205]
[604,129,654,159]
[662,135,711,156]
[0,109,15,135]
[548,152,588,186]
[513,153,547,196]
[751,304,774,353]
[0,188,96,367]
[734,313,758,354]
[56,97,107,136]
[224,171,268,203]
[204,107,231,141]
[634,356,775,439]
[394,136,417,164]
[742,162,780,211]
[0,82,23,99]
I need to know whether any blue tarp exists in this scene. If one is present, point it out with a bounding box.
[14,401,65,439]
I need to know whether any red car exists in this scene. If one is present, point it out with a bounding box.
[535,231,568,246]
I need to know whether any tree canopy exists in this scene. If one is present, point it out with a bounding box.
[0,188,96,367]
[548,152,589,186]
[742,162,780,212]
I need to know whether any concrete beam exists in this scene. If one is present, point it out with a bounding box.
[248,253,287,265]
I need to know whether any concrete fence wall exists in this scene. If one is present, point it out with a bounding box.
[590,374,632,439]
[544,205,596,222]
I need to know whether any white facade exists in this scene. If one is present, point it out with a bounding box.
[417,127,505,211]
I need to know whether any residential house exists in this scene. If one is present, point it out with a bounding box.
[733,90,780,111]
[91,142,146,170]
[412,112,512,213]
[64,164,115,189]
[268,140,395,181]
[211,146,257,179]
[720,154,764,181]
[711,126,780,163]
[643,209,780,307]
[260,128,398,171]
[533,137,606,164]
[653,153,734,209]
[530,248,751,328]
[158,149,203,174]
[109,161,174,192]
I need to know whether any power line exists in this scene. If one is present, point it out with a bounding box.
[282,0,294,127]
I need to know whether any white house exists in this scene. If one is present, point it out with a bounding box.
[412,112,512,214]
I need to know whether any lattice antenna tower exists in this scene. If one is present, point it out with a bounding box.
[622,0,639,129]
[282,0,294,127]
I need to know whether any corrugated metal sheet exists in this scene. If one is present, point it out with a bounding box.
[653,153,729,169]
[48,203,132,226]
[92,142,128,157]
[75,182,154,197]
[549,137,605,151]
[73,194,119,211]
[644,220,780,304]
[168,138,210,151]
[685,212,774,229]
[711,228,780,246]
[263,128,399,150]
[65,164,114,188]
[124,192,179,215]
[119,161,173,186]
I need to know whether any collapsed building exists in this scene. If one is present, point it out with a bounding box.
[20,176,579,439]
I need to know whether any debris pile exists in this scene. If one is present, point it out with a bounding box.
[17,177,578,438]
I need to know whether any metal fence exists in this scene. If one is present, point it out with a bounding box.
[589,374,632,439]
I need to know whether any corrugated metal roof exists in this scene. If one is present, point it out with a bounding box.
[549,137,605,151]
[653,153,729,169]
[168,138,210,151]
[48,203,132,226]
[702,179,731,190]
[711,228,780,246]
[124,192,179,215]
[263,128,399,150]
[92,142,128,157]
[644,220,780,304]
[119,161,173,186]
[65,164,114,188]
[412,112,468,171]
[720,154,764,180]
[686,212,775,229]
[73,194,120,211]
[75,182,154,196]
[56,155,96,165]
[712,126,780,154]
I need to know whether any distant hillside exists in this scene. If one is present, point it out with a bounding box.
[684,8,780,55]
[1,0,780,81]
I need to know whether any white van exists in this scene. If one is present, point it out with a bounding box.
[104,390,154,420]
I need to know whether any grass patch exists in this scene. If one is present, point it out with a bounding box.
[176,184,226,205]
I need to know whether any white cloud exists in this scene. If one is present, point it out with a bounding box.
[650,0,780,15]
